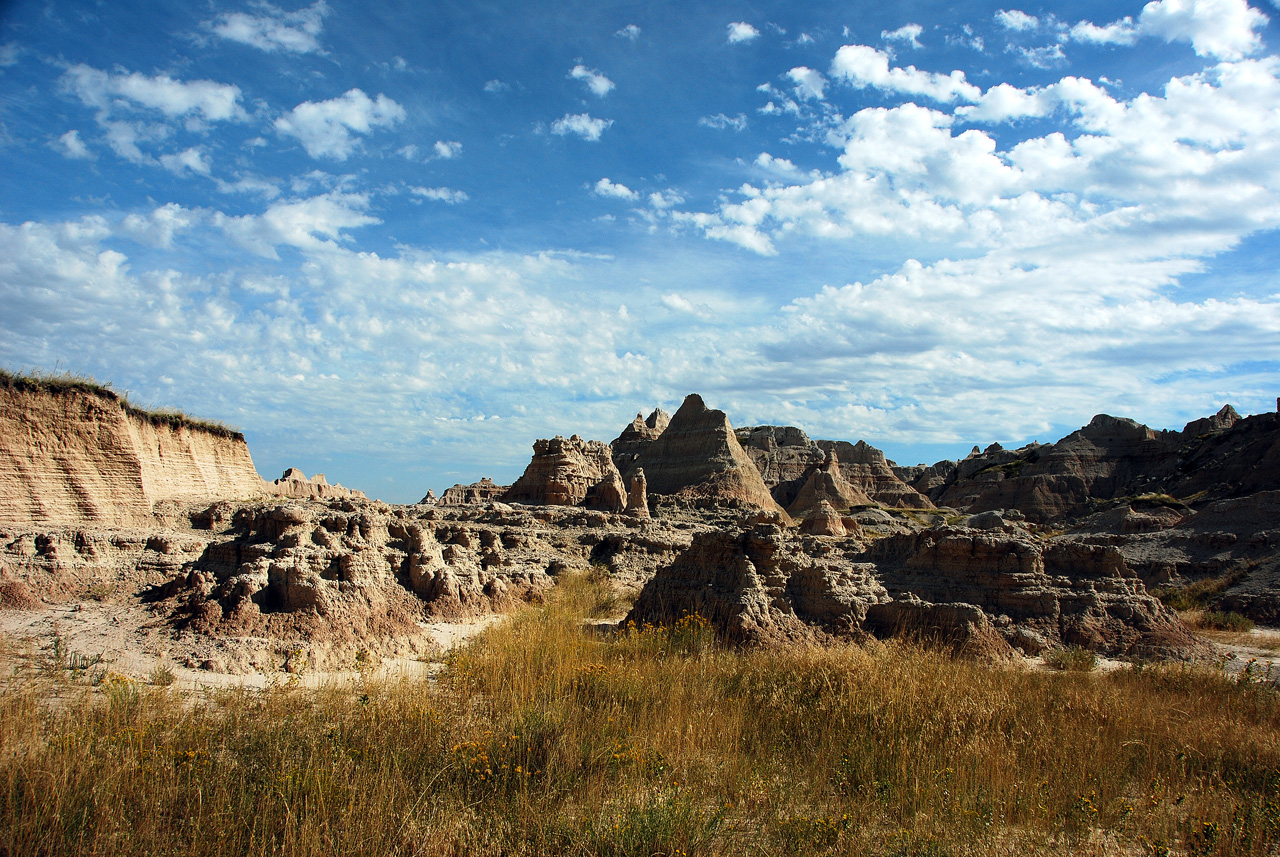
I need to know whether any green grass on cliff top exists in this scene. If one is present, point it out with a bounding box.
[0,367,243,440]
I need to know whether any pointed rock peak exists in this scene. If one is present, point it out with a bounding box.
[968,446,981,457]
[1183,404,1241,436]
[676,393,708,416]
[984,442,1004,454]
[821,448,840,472]
[645,408,670,431]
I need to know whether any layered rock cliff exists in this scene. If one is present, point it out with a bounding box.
[0,379,264,528]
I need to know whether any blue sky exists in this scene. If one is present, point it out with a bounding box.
[2,0,1279,502]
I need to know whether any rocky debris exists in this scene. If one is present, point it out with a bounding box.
[440,478,507,505]
[628,395,783,513]
[627,519,1198,659]
[503,435,627,512]
[1,497,706,649]
[611,408,670,473]
[786,449,873,516]
[625,523,887,644]
[816,440,934,509]
[267,468,367,501]
[628,469,650,519]
[1,381,264,528]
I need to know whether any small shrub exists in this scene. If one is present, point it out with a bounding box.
[1044,645,1098,672]
[1196,611,1255,632]
[149,663,177,687]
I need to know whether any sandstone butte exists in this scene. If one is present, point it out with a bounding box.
[2,375,1280,672]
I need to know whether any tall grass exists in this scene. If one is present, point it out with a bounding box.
[3,575,1280,855]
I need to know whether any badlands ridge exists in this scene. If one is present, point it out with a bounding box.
[3,373,1279,673]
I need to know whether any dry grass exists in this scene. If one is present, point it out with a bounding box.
[3,576,1280,856]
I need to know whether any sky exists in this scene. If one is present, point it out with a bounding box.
[2,0,1279,502]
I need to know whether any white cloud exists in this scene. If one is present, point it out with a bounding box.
[0,43,20,67]
[410,186,469,203]
[159,146,212,176]
[569,65,615,97]
[787,67,828,100]
[206,0,329,54]
[483,79,509,93]
[995,9,1040,31]
[616,24,641,41]
[727,22,761,44]
[274,89,406,160]
[551,112,613,141]
[648,189,685,210]
[882,23,924,49]
[1014,44,1067,69]
[830,45,981,102]
[1073,0,1267,60]
[54,130,92,160]
[1070,18,1139,46]
[433,140,462,158]
[593,178,637,199]
[64,65,246,123]
[699,112,749,131]
[215,192,379,257]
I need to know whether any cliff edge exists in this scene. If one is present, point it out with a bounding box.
[0,376,264,527]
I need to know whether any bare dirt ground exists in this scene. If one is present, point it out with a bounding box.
[0,599,501,691]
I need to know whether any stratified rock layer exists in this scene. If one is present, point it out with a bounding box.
[0,382,263,528]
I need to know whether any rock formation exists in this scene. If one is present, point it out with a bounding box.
[628,469,650,519]
[817,440,934,509]
[627,519,1196,658]
[0,378,264,528]
[502,435,627,512]
[439,478,507,505]
[611,408,670,472]
[629,395,783,513]
[267,468,367,501]
[786,449,872,516]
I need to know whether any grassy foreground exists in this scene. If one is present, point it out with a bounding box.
[3,578,1280,856]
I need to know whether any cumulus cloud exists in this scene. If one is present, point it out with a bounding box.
[786,67,828,100]
[433,140,462,158]
[882,23,924,48]
[593,178,637,199]
[830,45,981,102]
[54,130,92,159]
[727,22,760,43]
[206,0,329,53]
[410,186,469,203]
[274,89,405,160]
[63,64,246,123]
[215,191,379,257]
[616,24,641,41]
[551,112,613,141]
[569,64,615,97]
[699,112,749,131]
[159,146,212,175]
[1072,0,1267,60]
